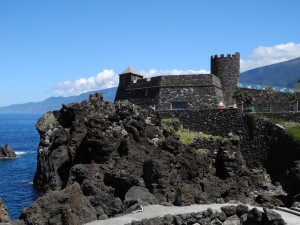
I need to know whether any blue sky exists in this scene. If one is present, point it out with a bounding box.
[0,0,300,106]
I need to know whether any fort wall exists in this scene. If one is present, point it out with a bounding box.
[159,109,241,136]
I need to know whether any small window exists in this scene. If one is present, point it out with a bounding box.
[145,88,149,96]
[172,102,187,110]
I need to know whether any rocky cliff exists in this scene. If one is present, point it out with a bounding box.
[17,93,296,225]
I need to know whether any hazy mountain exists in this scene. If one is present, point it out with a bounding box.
[239,57,300,88]
[0,87,117,113]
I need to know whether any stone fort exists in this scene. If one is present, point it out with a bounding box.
[115,53,240,110]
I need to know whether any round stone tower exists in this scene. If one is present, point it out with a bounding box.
[210,52,240,106]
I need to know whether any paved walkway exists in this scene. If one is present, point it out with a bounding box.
[85,204,300,225]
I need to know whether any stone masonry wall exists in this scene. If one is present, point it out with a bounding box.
[116,74,225,110]
[159,109,242,136]
[157,86,224,110]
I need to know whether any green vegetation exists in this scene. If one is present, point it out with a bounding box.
[162,117,240,145]
[176,129,239,145]
[232,89,253,104]
[199,101,213,109]
[197,148,208,156]
[176,129,203,145]
[161,118,181,131]
[266,118,300,143]
[261,86,275,112]
[287,126,300,142]
[48,114,57,124]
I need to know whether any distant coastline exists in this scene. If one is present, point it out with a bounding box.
[0,87,117,113]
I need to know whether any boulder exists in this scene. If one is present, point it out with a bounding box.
[0,198,10,223]
[125,186,158,205]
[244,207,263,224]
[236,204,249,217]
[263,207,285,224]
[20,183,97,225]
[223,214,240,225]
[221,205,236,217]
[0,144,16,158]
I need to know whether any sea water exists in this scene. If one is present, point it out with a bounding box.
[0,113,41,219]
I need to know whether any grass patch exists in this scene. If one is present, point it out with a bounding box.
[265,118,300,143]
[287,126,300,142]
[176,129,202,145]
[176,129,239,145]
[266,118,300,130]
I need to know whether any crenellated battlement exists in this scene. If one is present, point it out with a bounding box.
[211,52,240,59]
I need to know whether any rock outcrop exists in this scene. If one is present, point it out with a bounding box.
[0,144,16,158]
[0,198,10,223]
[19,93,287,224]
[20,183,97,225]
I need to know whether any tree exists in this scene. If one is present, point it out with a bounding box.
[232,89,253,104]
[261,86,275,112]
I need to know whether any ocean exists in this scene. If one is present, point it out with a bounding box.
[0,113,42,220]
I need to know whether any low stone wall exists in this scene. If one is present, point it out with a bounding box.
[128,205,285,225]
[159,109,243,136]
[258,111,300,122]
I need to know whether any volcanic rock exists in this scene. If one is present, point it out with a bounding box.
[0,144,16,158]
[0,198,10,223]
[20,182,96,225]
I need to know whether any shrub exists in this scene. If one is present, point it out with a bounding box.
[176,129,199,145]
[199,101,213,109]
[287,125,300,143]
[161,118,181,131]
[197,148,208,156]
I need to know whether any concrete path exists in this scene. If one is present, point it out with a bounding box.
[85,204,300,225]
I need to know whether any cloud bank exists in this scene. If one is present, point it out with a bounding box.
[52,42,300,96]
[241,42,300,72]
[53,69,118,97]
[52,69,209,97]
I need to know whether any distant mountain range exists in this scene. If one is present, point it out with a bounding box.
[1,57,300,113]
[0,87,117,113]
[239,57,300,88]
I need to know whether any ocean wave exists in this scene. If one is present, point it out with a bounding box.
[15,151,35,156]
[15,151,27,156]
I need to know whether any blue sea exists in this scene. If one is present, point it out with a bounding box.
[0,113,42,219]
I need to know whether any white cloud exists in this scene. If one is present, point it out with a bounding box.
[52,69,118,97]
[241,42,300,72]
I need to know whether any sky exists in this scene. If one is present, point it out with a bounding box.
[0,0,300,106]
